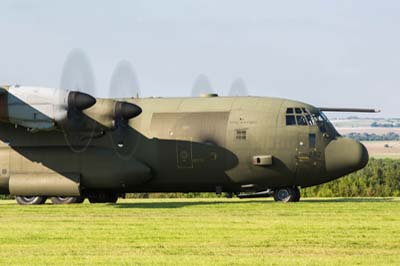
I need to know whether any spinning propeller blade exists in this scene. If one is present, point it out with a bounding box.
[191,74,214,97]
[60,49,98,153]
[228,78,249,96]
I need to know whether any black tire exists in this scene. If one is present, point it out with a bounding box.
[292,187,301,202]
[15,196,47,205]
[273,187,297,203]
[88,193,118,204]
[50,196,85,204]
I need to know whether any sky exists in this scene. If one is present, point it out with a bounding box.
[0,0,399,117]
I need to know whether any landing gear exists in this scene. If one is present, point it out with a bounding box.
[15,196,47,205]
[273,187,301,202]
[292,187,301,202]
[88,193,118,203]
[50,196,85,204]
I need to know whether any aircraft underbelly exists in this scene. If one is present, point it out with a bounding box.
[1,146,152,193]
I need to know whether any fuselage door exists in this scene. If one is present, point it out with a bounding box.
[296,127,323,186]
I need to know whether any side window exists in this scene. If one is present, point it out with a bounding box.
[286,115,296,125]
[236,129,247,140]
[286,108,296,126]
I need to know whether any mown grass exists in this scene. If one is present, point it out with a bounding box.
[0,198,399,265]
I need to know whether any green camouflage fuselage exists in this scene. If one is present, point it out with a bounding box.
[0,96,368,196]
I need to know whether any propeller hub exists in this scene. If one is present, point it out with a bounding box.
[68,91,96,110]
[115,102,142,120]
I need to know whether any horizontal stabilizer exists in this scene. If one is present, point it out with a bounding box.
[318,107,380,113]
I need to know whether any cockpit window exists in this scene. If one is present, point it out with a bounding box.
[305,114,314,125]
[285,107,337,136]
[296,115,308,126]
[286,107,313,126]
[311,113,328,133]
[286,115,296,125]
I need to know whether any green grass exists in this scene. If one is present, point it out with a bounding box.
[0,198,400,266]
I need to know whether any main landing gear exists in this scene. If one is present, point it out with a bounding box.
[88,193,118,204]
[15,196,85,205]
[15,193,119,205]
[50,196,85,204]
[273,187,300,202]
[15,196,47,205]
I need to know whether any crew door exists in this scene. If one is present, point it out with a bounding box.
[296,129,323,186]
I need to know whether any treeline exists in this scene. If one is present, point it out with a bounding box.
[345,132,400,141]
[371,121,400,128]
[303,158,400,197]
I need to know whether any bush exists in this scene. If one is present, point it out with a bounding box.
[303,158,400,197]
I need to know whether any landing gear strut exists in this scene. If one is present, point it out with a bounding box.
[273,187,300,202]
[15,196,47,205]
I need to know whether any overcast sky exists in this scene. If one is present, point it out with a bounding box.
[0,0,399,117]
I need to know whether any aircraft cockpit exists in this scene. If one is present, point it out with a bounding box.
[285,107,339,137]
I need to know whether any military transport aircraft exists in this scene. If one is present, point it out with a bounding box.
[0,52,377,205]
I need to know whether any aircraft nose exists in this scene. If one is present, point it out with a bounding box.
[325,137,369,179]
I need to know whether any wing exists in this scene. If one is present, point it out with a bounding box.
[0,85,141,135]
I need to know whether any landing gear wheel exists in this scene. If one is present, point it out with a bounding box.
[50,196,85,204]
[292,187,301,202]
[15,196,47,205]
[88,193,118,203]
[273,187,298,203]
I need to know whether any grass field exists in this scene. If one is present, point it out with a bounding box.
[0,198,399,266]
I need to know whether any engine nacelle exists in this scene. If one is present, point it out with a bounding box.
[0,85,95,131]
[83,98,142,129]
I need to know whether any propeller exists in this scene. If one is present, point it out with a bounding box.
[109,60,140,99]
[191,74,214,97]
[108,60,142,158]
[60,49,97,96]
[228,78,249,96]
[60,49,98,153]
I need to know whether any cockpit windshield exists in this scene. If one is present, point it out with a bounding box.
[286,107,330,130]
[285,107,339,136]
[286,107,319,126]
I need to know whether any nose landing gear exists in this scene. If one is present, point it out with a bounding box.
[273,187,301,202]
